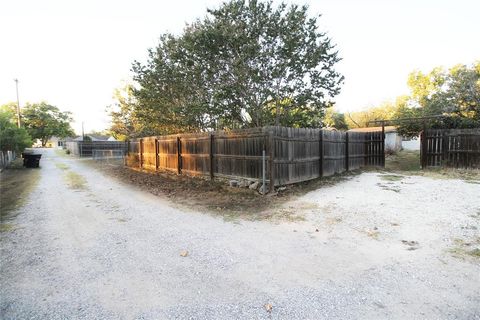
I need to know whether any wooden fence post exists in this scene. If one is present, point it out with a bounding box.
[421,122,427,169]
[154,138,159,170]
[319,130,324,178]
[210,133,214,180]
[381,122,385,167]
[124,140,129,166]
[139,138,143,169]
[177,136,182,174]
[268,131,275,193]
[345,131,349,171]
[442,131,448,167]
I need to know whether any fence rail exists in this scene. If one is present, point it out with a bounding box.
[127,126,385,188]
[421,128,480,169]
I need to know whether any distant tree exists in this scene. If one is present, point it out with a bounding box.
[0,105,32,152]
[131,0,343,134]
[324,108,349,130]
[345,97,406,128]
[22,102,75,146]
[395,62,480,137]
[107,83,150,140]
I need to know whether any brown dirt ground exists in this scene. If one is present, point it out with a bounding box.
[92,162,358,221]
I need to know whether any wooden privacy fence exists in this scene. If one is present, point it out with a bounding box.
[421,128,480,169]
[127,126,385,190]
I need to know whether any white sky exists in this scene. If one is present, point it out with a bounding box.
[1,0,479,134]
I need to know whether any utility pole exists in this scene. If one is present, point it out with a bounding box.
[82,122,85,140]
[14,78,21,128]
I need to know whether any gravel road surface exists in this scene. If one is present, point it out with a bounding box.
[1,149,479,319]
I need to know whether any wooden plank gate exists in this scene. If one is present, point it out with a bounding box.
[421,128,480,169]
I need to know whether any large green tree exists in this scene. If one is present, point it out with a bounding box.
[0,104,32,152]
[395,62,480,137]
[130,0,343,135]
[22,102,75,146]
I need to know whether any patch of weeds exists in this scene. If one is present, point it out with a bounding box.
[464,180,480,185]
[0,159,41,218]
[468,248,480,258]
[385,151,421,172]
[365,229,380,240]
[449,237,480,260]
[54,149,69,157]
[64,171,87,190]
[376,183,401,193]
[55,162,69,170]
[325,217,343,225]
[380,174,404,182]
[0,223,17,232]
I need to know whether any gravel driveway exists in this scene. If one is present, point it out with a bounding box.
[1,149,479,319]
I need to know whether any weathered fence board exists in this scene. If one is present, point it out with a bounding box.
[422,128,480,169]
[128,126,386,186]
[0,150,16,170]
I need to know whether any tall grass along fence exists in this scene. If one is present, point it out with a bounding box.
[66,141,128,157]
[421,128,480,169]
[0,150,16,170]
[127,126,384,191]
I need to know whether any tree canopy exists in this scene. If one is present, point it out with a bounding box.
[394,62,480,137]
[120,0,343,137]
[22,102,75,146]
[0,104,32,152]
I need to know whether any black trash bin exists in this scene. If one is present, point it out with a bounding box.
[22,153,42,168]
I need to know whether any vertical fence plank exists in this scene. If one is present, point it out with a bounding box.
[319,130,324,177]
[210,134,214,180]
[345,132,349,171]
[269,131,275,192]
[177,136,182,174]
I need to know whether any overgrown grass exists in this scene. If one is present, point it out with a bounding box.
[64,171,87,190]
[379,174,404,182]
[55,162,69,170]
[385,150,421,172]
[0,158,41,223]
[450,237,480,260]
[54,149,69,157]
[384,150,480,182]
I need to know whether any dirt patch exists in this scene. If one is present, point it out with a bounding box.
[0,158,41,223]
[90,162,356,220]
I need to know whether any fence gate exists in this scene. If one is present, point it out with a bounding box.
[421,128,480,169]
